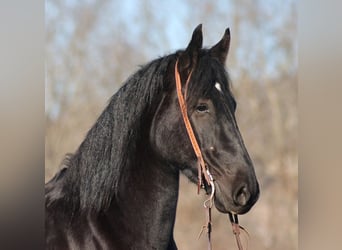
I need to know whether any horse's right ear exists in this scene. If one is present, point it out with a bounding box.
[209,28,230,64]
[178,24,203,73]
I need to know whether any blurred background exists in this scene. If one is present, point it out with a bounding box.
[45,0,297,249]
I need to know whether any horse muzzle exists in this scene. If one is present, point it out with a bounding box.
[213,179,260,214]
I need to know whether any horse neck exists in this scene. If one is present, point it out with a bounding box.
[105,150,180,247]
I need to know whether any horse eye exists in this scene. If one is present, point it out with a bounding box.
[196,103,209,113]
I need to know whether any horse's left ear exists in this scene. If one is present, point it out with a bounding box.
[209,28,231,64]
[179,24,203,72]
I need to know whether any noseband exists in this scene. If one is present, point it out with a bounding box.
[174,58,246,250]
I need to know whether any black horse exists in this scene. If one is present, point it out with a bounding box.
[45,25,259,250]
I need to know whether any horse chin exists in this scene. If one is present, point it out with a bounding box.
[213,183,253,215]
[213,192,235,214]
[214,196,252,215]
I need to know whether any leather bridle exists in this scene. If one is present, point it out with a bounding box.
[174,59,213,192]
[174,58,246,250]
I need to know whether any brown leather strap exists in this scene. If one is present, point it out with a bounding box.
[197,206,213,250]
[174,59,211,192]
[229,212,248,250]
[207,206,212,250]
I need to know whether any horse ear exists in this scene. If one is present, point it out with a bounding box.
[179,24,203,72]
[185,24,203,54]
[210,28,231,64]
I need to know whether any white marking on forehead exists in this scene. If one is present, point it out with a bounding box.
[215,82,222,92]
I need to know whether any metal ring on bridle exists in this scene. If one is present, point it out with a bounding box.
[204,169,215,209]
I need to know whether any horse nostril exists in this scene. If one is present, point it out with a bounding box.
[234,185,251,207]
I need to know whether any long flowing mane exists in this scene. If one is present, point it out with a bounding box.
[47,54,176,213]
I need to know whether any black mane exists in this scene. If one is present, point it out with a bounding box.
[50,54,176,213]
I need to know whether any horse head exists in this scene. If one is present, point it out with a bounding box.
[150,25,259,215]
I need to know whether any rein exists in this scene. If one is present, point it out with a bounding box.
[174,59,246,250]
